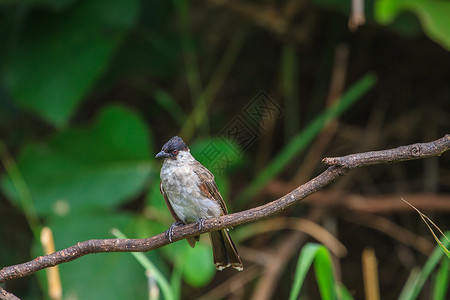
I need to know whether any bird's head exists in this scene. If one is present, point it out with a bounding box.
[155,136,189,160]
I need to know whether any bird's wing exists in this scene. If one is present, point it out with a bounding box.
[192,161,228,215]
[160,181,182,223]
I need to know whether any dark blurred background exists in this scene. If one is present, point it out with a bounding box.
[0,0,449,299]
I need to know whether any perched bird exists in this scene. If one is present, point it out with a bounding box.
[155,136,243,271]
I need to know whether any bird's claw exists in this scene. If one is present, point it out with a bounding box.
[166,221,184,242]
[196,218,206,231]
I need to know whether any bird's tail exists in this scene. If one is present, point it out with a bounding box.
[209,230,243,271]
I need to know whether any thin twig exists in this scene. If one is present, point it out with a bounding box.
[0,135,449,297]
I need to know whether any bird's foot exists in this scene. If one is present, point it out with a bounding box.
[166,221,184,242]
[196,218,206,232]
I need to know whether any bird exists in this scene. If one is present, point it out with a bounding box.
[155,136,243,271]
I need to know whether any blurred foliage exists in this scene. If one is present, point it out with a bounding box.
[237,73,376,202]
[290,235,450,300]
[0,0,449,299]
[2,105,153,217]
[375,0,450,51]
[398,232,450,300]
[112,229,176,300]
[289,243,339,300]
[1,0,139,126]
[39,213,146,300]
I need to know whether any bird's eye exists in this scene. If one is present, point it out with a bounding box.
[172,149,178,154]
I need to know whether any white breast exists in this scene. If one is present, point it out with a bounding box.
[160,151,222,223]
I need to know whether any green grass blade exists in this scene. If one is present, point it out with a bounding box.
[399,267,421,300]
[314,246,337,300]
[0,140,41,238]
[432,258,449,300]
[237,72,377,202]
[402,198,450,259]
[289,243,322,300]
[111,229,175,300]
[337,284,355,300]
[399,232,450,300]
[289,243,339,300]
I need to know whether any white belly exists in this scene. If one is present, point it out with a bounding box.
[160,162,222,223]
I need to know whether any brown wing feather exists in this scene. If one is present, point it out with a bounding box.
[192,162,228,215]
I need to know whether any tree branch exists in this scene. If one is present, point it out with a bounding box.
[1,135,449,295]
[0,287,19,300]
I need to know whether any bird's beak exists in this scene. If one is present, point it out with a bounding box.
[155,151,170,159]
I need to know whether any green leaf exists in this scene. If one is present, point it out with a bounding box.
[433,258,449,300]
[289,243,337,300]
[178,239,215,287]
[289,243,319,300]
[1,0,139,126]
[399,232,450,300]
[38,213,147,300]
[1,105,153,217]
[375,0,450,51]
[337,284,355,300]
[159,235,216,288]
[314,247,337,300]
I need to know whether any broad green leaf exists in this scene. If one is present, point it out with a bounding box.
[178,240,215,287]
[1,105,153,217]
[37,213,147,300]
[375,0,450,51]
[159,235,216,288]
[1,0,138,126]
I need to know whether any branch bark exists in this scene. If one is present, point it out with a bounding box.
[0,134,449,296]
[0,288,20,300]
